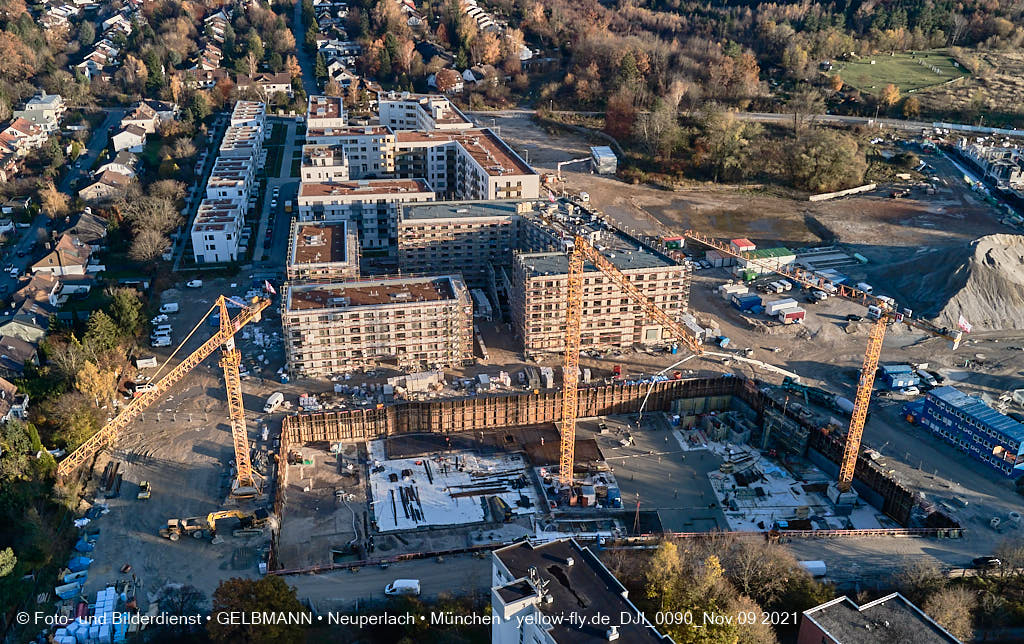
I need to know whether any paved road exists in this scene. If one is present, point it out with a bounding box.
[292,0,319,96]
[59,108,125,194]
[469,108,934,133]
[286,554,491,610]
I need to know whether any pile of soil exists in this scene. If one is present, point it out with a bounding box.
[882,234,1024,332]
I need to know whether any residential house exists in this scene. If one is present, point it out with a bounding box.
[2,118,47,151]
[80,171,131,202]
[120,103,160,134]
[67,211,109,248]
[236,72,294,99]
[176,68,230,91]
[32,234,92,277]
[798,592,962,643]
[0,335,38,378]
[0,376,29,422]
[0,315,47,345]
[111,124,147,152]
[143,100,179,122]
[12,92,66,134]
[95,151,139,179]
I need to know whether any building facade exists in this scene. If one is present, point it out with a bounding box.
[191,199,243,264]
[282,275,473,376]
[297,179,434,250]
[286,221,360,282]
[300,144,350,182]
[916,385,1024,478]
[397,200,560,286]
[511,233,688,357]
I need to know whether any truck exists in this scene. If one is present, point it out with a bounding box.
[263,392,284,413]
[384,579,421,596]
[781,377,857,418]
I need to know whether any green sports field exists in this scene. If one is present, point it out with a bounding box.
[833,50,968,95]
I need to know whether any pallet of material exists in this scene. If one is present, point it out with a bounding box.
[450,487,508,498]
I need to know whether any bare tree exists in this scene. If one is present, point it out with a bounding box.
[922,587,976,641]
[786,85,825,134]
[129,228,170,262]
[895,560,945,604]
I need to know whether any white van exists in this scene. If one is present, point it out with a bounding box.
[855,282,874,295]
[263,392,284,413]
[384,579,420,596]
[151,337,171,347]
[160,303,179,314]
[155,324,172,333]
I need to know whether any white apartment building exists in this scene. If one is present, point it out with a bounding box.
[230,100,266,129]
[305,125,396,179]
[191,198,243,264]
[219,125,263,160]
[297,179,434,249]
[306,95,346,130]
[282,275,474,376]
[301,144,350,182]
[206,156,256,202]
[377,92,473,132]
[394,129,539,200]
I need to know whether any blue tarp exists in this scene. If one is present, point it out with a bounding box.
[67,556,93,572]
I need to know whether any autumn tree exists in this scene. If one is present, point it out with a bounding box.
[923,587,976,641]
[784,128,867,192]
[604,90,636,141]
[697,109,759,182]
[633,97,679,157]
[644,541,681,612]
[829,74,843,92]
[902,95,921,118]
[38,182,69,218]
[0,32,37,81]
[324,78,342,97]
[880,83,901,107]
[209,577,307,644]
[285,55,302,79]
[75,361,118,407]
[786,85,825,134]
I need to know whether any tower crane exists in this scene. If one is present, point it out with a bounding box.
[57,295,272,499]
[559,235,702,489]
[680,230,962,492]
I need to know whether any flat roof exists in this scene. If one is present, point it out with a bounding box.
[401,199,538,221]
[395,128,535,176]
[286,276,459,311]
[805,593,961,643]
[307,95,344,120]
[928,386,1024,442]
[299,179,431,198]
[307,125,392,138]
[518,230,676,275]
[289,221,351,266]
[493,539,667,644]
[302,144,348,166]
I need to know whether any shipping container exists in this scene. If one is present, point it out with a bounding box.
[764,298,798,316]
[731,293,761,311]
[777,308,805,324]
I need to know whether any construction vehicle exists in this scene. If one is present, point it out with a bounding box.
[137,481,151,500]
[681,230,962,493]
[780,377,856,418]
[56,295,271,500]
[159,509,271,541]
[559,235,702,489]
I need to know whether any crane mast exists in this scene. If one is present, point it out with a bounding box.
[57,296,271,486]
[218,298,258,497]
[679,230,961,492]
[559,235,700,489]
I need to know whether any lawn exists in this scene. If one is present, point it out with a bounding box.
[834,49,968,95]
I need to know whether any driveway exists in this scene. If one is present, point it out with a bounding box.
[59,108,125,194]
[292,1,319,96]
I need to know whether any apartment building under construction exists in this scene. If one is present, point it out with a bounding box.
[511,230,689,358]
[286,220,360,282]
[282,275,474,376]
[397,200,560,287]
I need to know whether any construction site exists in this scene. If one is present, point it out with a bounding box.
[45,112,1024,624]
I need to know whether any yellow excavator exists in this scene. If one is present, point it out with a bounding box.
[159,509,272,541]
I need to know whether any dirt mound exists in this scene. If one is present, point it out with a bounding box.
[882,234,1024,332]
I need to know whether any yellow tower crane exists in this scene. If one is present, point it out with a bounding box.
[681,230,962,492]
[559,235,702,489]
[57,295,272,498]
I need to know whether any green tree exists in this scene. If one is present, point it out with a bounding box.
[187,92,210,123]
[784,128,866,193]
[79,22,95,47]
[314,52,327,80]
[84,310,121,352]
[107,288,143,336]
[698,109,758,182]
[209,577,307,644]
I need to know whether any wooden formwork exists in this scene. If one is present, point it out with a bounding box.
[282,377,750,444]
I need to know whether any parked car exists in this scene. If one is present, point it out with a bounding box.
[186,279,203,288]
[973,556,1001,570]
[900,386,921,396]
[846,314,863,321]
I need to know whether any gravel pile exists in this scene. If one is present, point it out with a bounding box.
[883,234,1024,332]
